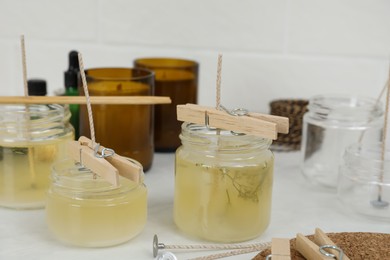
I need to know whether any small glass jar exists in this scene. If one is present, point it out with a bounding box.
[300,95,383,188]
[0,104,74,209]
[174,123,274,242]
[338,142,390,221]
[134,58,198,152]
[46,158,147,247]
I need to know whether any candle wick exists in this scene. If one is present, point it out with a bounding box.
[216,54,222,110]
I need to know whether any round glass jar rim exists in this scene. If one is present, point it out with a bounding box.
[51,158,144,196]
[0,104,71,142]
[134,57,198,70]
[343,142,390,183]
[179,122,272,151]
[85,67,154,82]
[308,94,383,122]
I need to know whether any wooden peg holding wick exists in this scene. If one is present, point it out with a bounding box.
[67,138,120,186]
[78,136,142,184]
[177,54,289,140]
[177,103,289,140]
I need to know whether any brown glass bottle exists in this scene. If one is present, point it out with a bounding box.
[134,58,198,152]
[79,68,154,171]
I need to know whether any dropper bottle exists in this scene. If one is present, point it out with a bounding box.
[64,50,80,139]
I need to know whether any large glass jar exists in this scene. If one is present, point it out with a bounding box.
[46,158,147,247]
[300,95,383,188]
[174,123,274,242]
[338,142,390,221]
[0,104,74,209]
[80,68,154,171]
[134,58,198,152]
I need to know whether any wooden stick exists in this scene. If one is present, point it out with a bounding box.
[379,66,390,201]
[0,96,171,105]
[20,35,37,188]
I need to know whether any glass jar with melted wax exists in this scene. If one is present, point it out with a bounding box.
[0,104,74,209]
[46,159,147,247]
[174,123,274,242]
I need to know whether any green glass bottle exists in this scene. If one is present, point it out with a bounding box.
[64,51,80,139]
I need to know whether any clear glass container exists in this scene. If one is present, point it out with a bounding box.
[46,158,147,247]
[80,68,154,171]
[0,104,74,209]
[134,58,198,152]
[174,123,274,242]
[300,95,383,188]
[338,142,390,221]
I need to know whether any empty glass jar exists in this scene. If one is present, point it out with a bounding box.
[300,95,383,188]
[174,123,274,242]
[338,142,390,221]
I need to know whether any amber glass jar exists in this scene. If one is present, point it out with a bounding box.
[79,68,154,171]
[0,104,74,209]
[134,58,198,152]
[46,158,147,247]
[174,123,274,242]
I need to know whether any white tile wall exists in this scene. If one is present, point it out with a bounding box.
[0,0,389,113]
[288,0,390,57]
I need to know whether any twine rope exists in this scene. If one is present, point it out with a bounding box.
[358,78,389,143]
[163,242,268,251]
[78,53,96,148]
[20,35,28,97]
[187,242,270,260]
[216,54,222,110]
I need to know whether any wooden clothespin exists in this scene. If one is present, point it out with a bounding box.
[296,228,350,260]
[270,238,291,260]
[313,228,350,260]
[67,136,142,186]
[177,103,289,140]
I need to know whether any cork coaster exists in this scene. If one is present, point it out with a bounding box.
[253,232,390,260]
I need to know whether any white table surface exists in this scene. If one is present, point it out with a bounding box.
[1,151,389,260]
